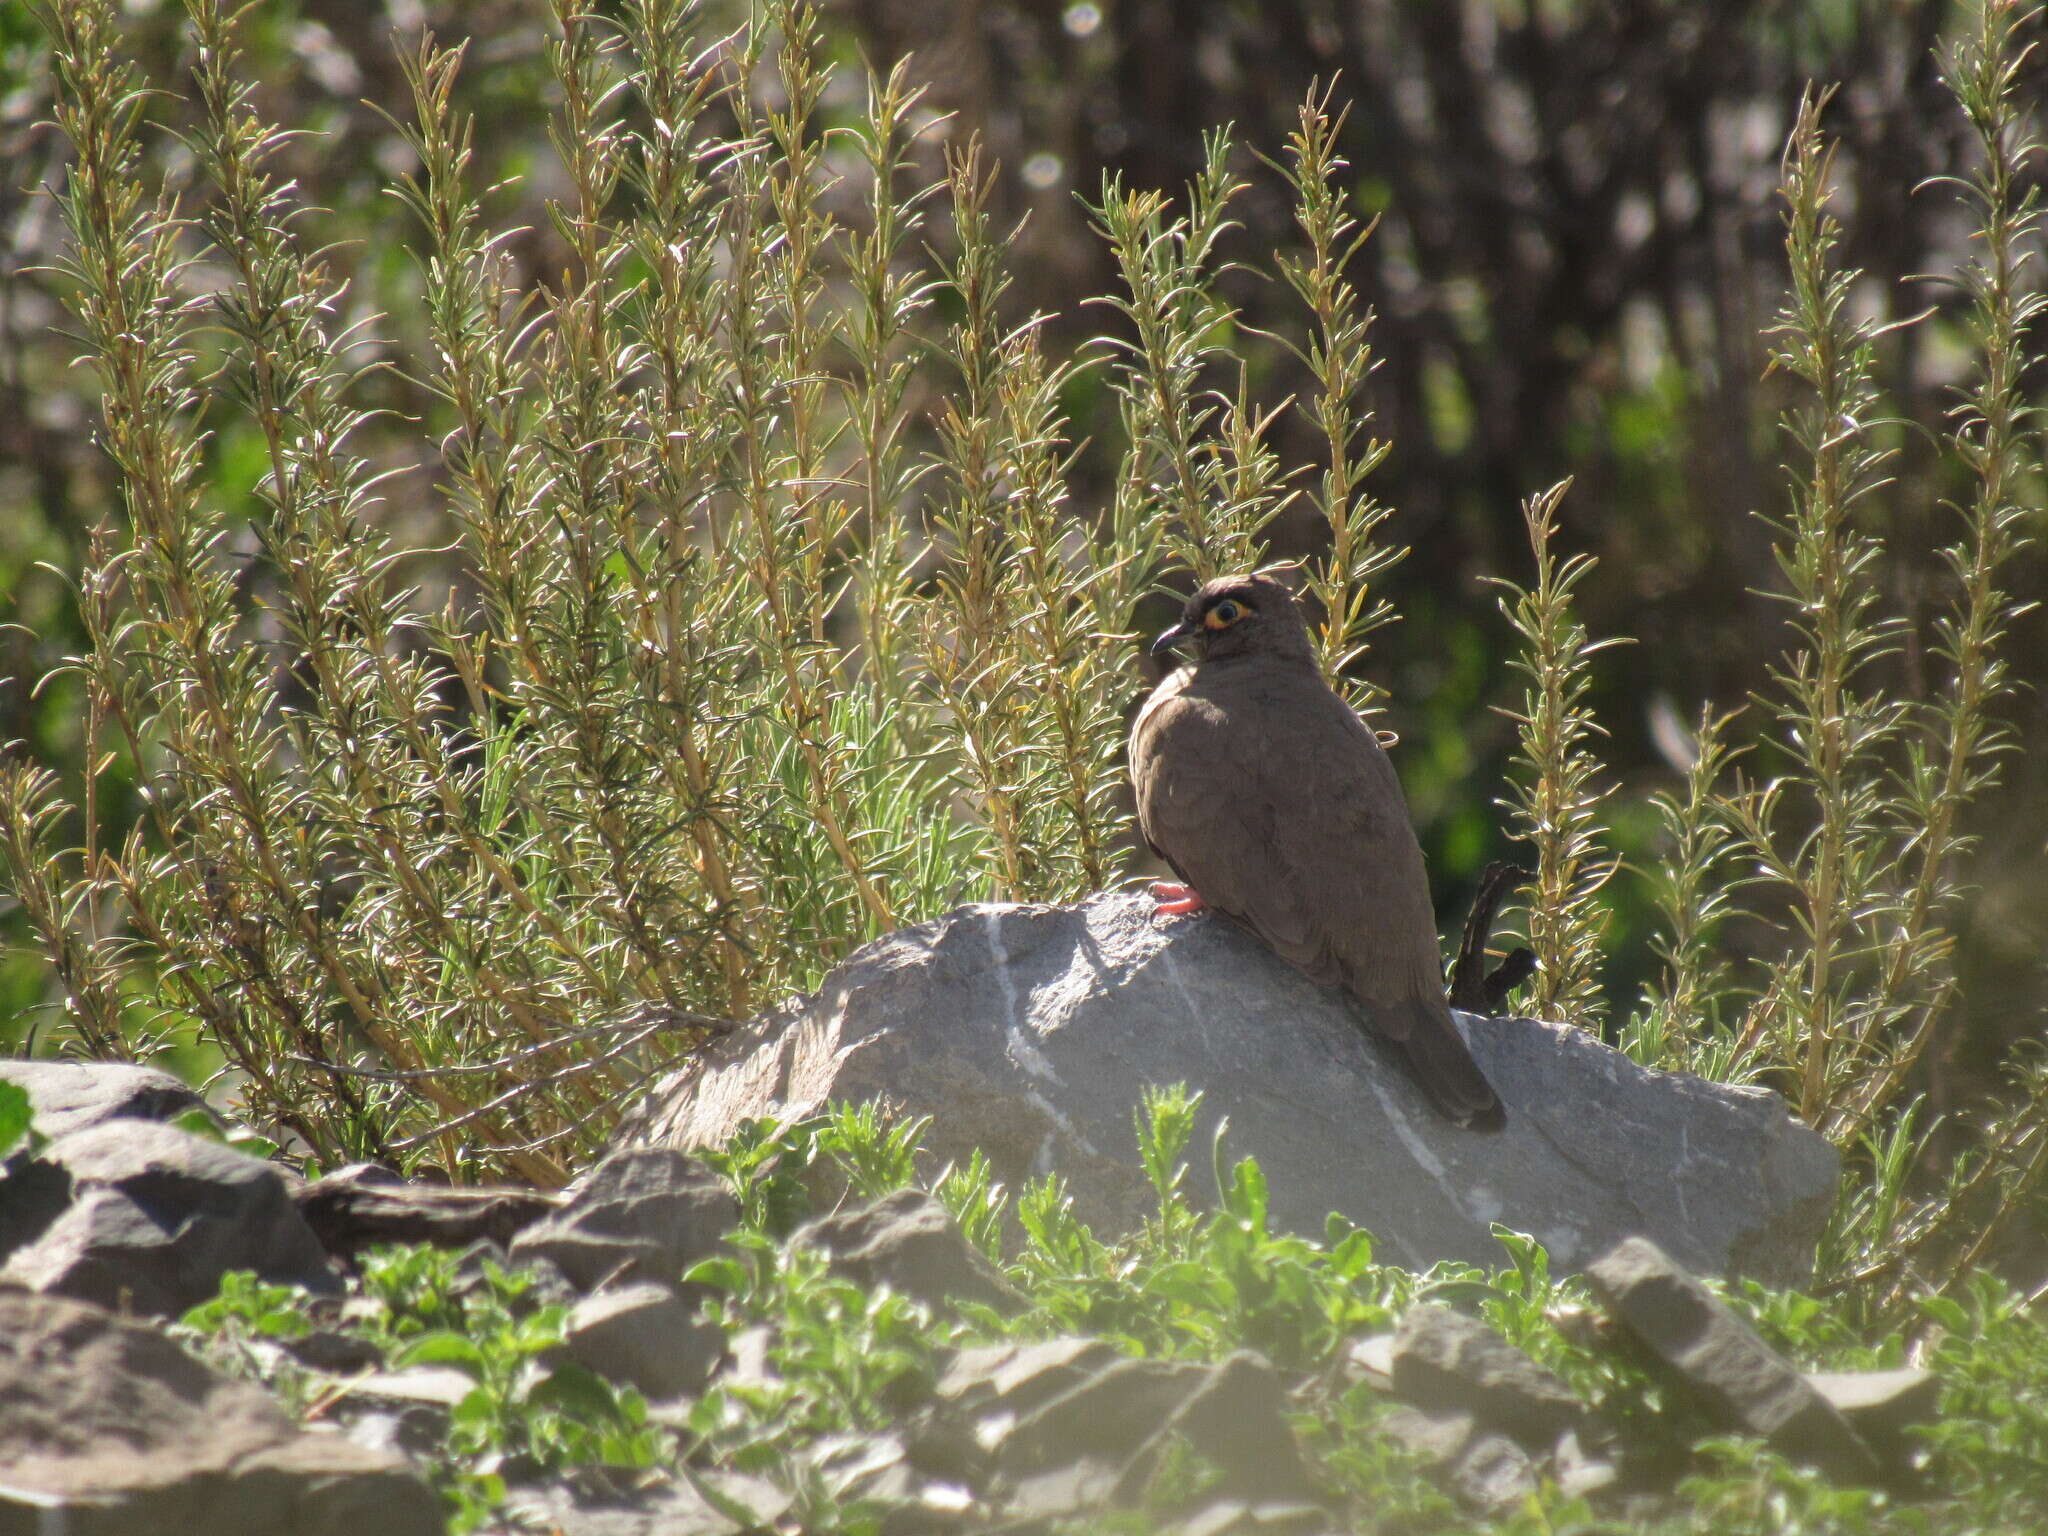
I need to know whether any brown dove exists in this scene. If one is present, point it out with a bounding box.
[1130,573,1507,1131]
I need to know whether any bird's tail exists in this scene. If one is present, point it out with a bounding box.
[1392,1002,1507,1133]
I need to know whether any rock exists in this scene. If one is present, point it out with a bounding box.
[1172,1501,1332,1536]
[1126,1351,1320,1505]
[1553,1426,1623,1499]
[563,1280,722,1399]
[1001,1457,1126,1521]
[332,1366,481,1409]
[1331,1333,1396,1393]
[993,1355,1208,1513]
[718,1323,780,1391]
[447,1237,577,1313]
[624,894,1838,1283]
[963,1349,1319,1521]
[936,1336,1124,1420]
[1805,1368,1941,1470]
[0,1145,73,1267]
[793,1190,1024,1315]
[323,1368,479,1461]
[1381,1405,1540,1512]
[295,1163,558,1261]
[501,1469,792,1535]
[1584,1237,1881,1484]
[919,1335,1123,1483]
[0,1284,439,1536]
[508,1146,738,1292]
[0,1059,216,1139]
[1,1121,338,1317]
[1391,1303,1584,1448]
[282,1327,384,1374]
[804,1431,986,1530]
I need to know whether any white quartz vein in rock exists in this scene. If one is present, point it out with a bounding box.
[982,908,1097,1157]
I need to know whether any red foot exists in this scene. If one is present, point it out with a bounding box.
[1149,881,1208,918]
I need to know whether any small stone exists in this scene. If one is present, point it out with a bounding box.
[878,1479,981,1536]
[807,1430,909,1495]
[719,1323,779,1389]
[2,1121,338,1317]
[996,1356,1206,1479]
[1175,1504,1252,1536]
[1585,1237,1880,1484]
[1381,1405,1539,1512]
[1391,1303,1584,1448]
[509,1146,739,1292]
[1805,1368,1940,1470]
[1125,1351,1319,1504]
[1173,1501,1331,1536]
[283,1328,384,1374]
[934,1336,1121,1413]
[1331,1332,1396,1392]
[793,1189,1024,1315]
[336,1366,481,1410]
[1003,1458,1125,1519]
[450,1238,578,1315]
[563,1279,721,1399]
[1553,1426,1622,1499]
[295,1163,558,1261]
[502,1470,789,1536]
[921,1337,1119,1482]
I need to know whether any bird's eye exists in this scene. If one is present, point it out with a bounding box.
[1204,599,1245,630]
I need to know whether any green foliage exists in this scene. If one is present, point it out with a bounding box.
[1492,479,1625,1027]
[0,1080,33,1157]
[933,1145,1009,1262]
[815,1101,929,1202]
[694,1113,821,1237]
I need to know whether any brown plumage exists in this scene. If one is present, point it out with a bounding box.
[1130,573,1507,1132]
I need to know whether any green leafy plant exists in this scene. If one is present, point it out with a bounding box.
[815,1100,930,1202]
[0,1080,34,1158]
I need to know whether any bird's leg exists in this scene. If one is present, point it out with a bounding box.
[1149,881,1208,918]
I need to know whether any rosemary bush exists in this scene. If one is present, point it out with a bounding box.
[2,0,2042,1307]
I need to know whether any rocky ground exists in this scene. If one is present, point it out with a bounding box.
[0,1056,1972,1536]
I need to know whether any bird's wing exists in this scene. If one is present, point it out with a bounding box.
[1131,666,1445,1012]
[1132,661,1506,1131]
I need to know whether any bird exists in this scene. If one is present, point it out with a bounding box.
[1129,572,1507,1132]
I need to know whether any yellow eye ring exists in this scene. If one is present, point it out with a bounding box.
[1204,599,1245,630]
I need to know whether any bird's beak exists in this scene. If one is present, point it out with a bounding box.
[1150,620,1199,657]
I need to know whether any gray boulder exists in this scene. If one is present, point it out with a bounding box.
[1,1120,337,1318]
[0,1284,439,1536]
[508,1146,739,1292]
[626,894,1837,1283]
[561,1280,722,1399]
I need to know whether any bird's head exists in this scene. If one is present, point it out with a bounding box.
[1150,573,1314,664]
